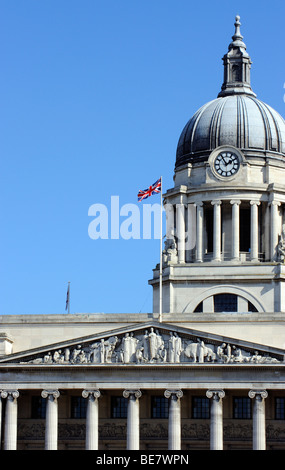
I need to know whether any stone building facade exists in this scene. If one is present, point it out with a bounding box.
[1,16,285,451]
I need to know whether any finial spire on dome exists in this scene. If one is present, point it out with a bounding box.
[229,15,246,49]
[233,15,242,40]
[218,15,256,98]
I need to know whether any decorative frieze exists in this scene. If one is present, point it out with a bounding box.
[17,326,282,366]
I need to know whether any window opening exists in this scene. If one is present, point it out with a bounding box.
[233,397,251,419]
[192,397,210,419]
[111,396,128,418]
[214,293,237,312]
[151,396,169,419]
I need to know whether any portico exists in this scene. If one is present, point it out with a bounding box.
[0,381,283,450]
[0,320,285,451]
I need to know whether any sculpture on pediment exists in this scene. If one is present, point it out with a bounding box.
[19,327,282,366]
[184,339,216,363]
[149,328,162,361]
[90,336,118,363]
[119,333,139,363]
[168,332,183,363]
[217,343,232,363]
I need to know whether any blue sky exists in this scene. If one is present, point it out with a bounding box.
[0,0,284,315]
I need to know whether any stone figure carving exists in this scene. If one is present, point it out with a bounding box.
[168,332,183,363]
[277,225,285,262]
[91,336,118,363]
[184,339,216,363]
[162,234,178,265]
[119,333,138,363]
[217,343,232,363]
[278,233,285,262]
[20,328,281,366]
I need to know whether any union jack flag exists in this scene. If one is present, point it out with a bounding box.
[137,177,161,202]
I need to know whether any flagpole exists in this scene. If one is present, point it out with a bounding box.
[159,176,163,322]
[68,281,70,314]
[66,281,70,314]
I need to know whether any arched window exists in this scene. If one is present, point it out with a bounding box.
[192,295,259,313]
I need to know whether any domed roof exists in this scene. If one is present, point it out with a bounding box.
[176,95,285,167]
[176,16,285,169]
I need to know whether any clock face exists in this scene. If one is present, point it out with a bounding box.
[214,151,240,177]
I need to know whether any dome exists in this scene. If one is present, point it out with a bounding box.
[175,16,285,169]
[176,95,285,168]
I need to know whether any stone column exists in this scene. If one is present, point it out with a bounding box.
[41,390,60,450]
[248,390,268,450]
[211,200,222,261]
[164,389,183,450]
[1,390,19,450]
[177,203,185,263]
[195,202,203,262]
[270,201,281,261]
[206,390,225,450]
[165,202,175,241]
[123,389,142,450]
[186,203,196,262]
[82,389,101,450]
[231,200,241,261]
[250,201,260,261]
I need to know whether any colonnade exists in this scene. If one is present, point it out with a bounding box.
[165,199,282,263]
[0,388,268,450]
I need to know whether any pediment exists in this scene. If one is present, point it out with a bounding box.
[1,321,284,366]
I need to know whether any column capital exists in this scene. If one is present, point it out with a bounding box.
[194,201,203,208]
[211,199,222,206]
[250,200,261,206]
[230,199,241,205]
[41,390,60,400]
[82,389,101,399]
[206,389,225,400]
[269,200,281,206]
[248,389,268,400]
[123,389,142,399]
[1,390,19,399]
[164,389,183,399]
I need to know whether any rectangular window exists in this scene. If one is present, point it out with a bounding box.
[205,207,213,253]
[214,293,237,312]
[31,396,46,419]
[71,396,87,419]
[151,396,169,418]
[233,397,251,419]
[275,397,285,420]
[111,396,128,418]
[240,208,250,252]
[192,397,210,419]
